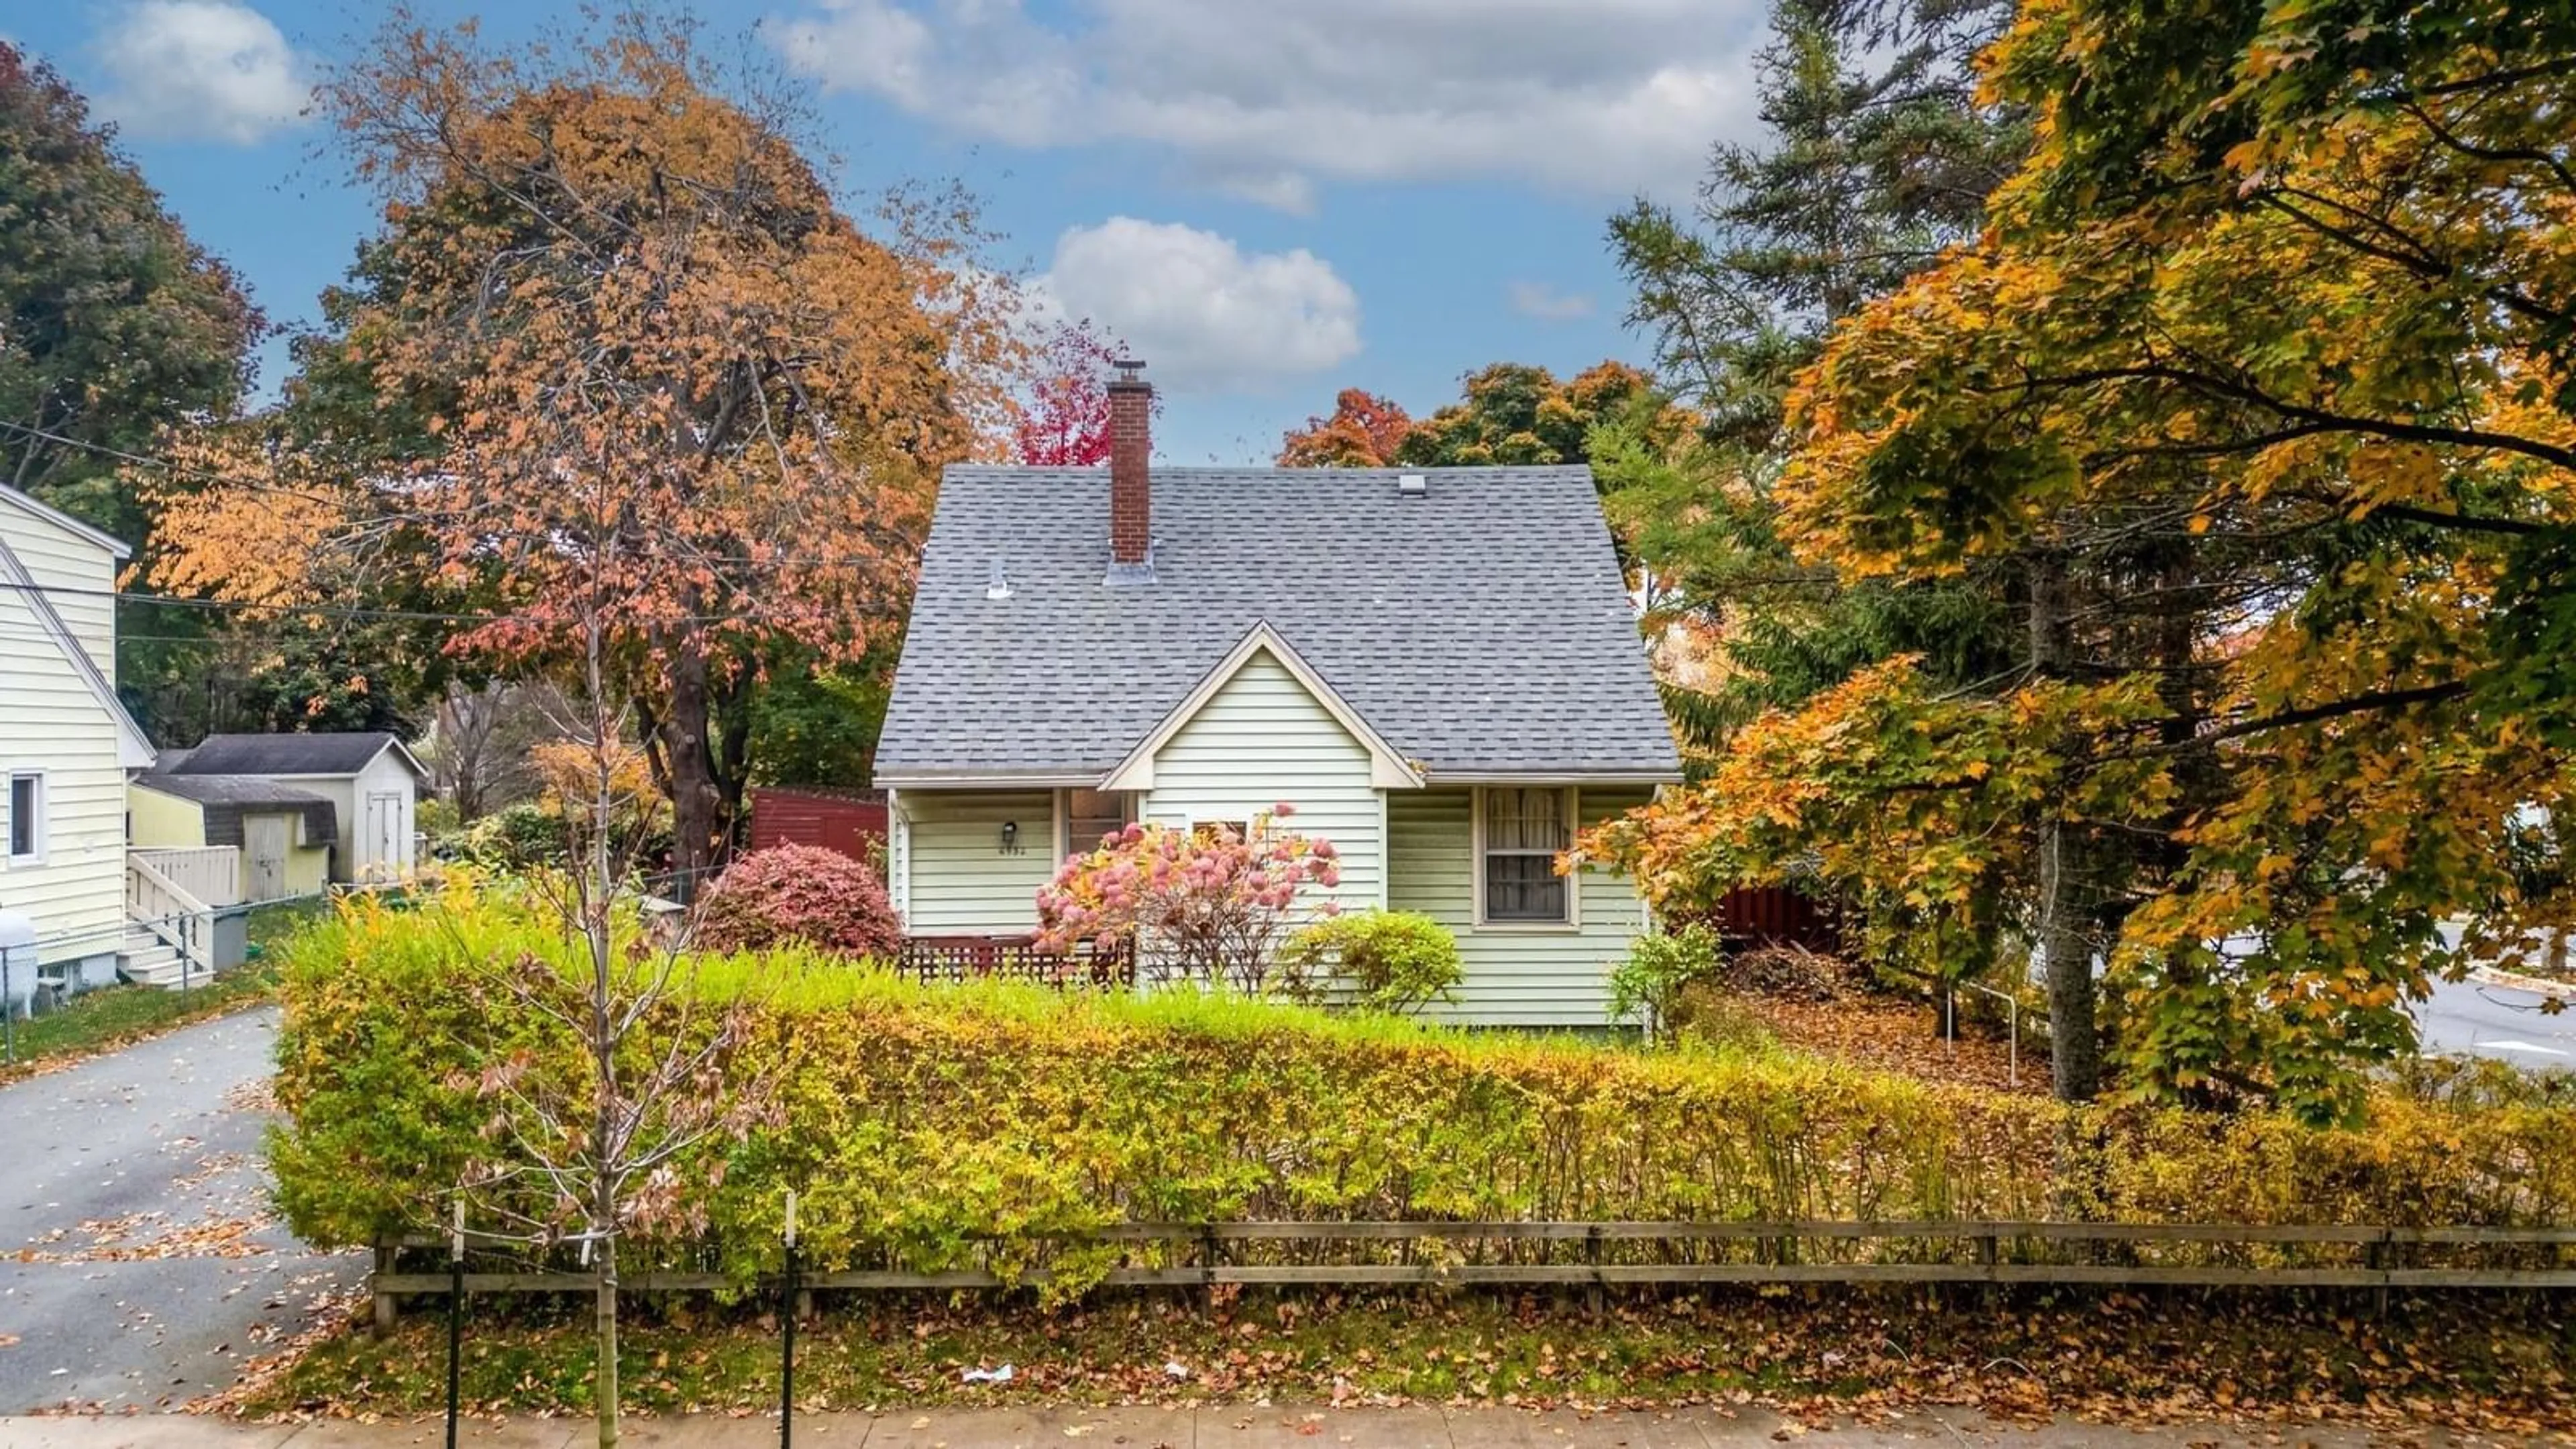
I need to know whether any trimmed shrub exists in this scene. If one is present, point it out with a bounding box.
[1607,923,1725,1043]
[272,890,2576,1300]
[1278,909,1463,1015]
[692,844,901,957]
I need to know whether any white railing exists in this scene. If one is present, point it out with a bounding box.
[126,853,218,983]
[130,846,243,908]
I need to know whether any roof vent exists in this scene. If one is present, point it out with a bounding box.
[985,557,1012,601]
[1397,472,1428,496]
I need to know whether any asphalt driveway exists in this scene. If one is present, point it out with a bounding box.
[0,1005,362,1413]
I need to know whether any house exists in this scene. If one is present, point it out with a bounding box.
[127,772,336,902]
[0,485,158,1004]
[142,733,427,882]
[873,365,1682,1027]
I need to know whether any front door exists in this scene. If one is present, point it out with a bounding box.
[364,792,404,879]
[244,814,289,901]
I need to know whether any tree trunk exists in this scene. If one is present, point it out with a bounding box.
[663,635,720,898]
[594,1236,619,1449]
[2029,552,2101,1101]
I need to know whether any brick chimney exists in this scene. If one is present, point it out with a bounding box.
[1107,359,1152,580]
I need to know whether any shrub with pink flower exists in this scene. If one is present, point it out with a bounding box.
[692,843,904,959]
[1034,802,1342,991]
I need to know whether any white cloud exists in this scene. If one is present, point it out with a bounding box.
[1508,280,1595,321]
[92,0,310,144]
[1034,217,1360,393]
[763,0,1763,210]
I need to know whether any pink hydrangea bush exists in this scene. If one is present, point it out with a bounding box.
[692,843,904,959]
[1035,802,1342,991]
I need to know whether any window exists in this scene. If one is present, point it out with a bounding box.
[8,773,43,863]
[1060,788,1134,857]
[1479,786,1572,924]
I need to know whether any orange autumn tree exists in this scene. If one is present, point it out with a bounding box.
[1587,0,2576,1120]
[145,8,1015,881]
[1277,388,1414,467]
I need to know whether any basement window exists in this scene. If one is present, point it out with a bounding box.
[1478,786,1573,925]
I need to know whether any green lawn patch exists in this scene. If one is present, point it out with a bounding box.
[1,959,279,1081]
[1,896,327,1082]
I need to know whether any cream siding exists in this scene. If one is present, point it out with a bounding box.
[0,506,133,971]
[1389,786,1655,1028]
[900,788,1057,934]
[1136,648,1380,914]
[127,783,207,848]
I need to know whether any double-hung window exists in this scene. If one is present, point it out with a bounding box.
[1479,786,1573,924]
[7,773,43,865]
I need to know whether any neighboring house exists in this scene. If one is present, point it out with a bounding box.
[874,366,1681,1027]
[127,773,336,902]
[148,733,427,882]
[0,486,158,1000]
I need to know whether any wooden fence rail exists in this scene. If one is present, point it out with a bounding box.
[371,1220,2576,1322]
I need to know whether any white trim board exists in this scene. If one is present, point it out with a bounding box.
[1099,622,1424,794]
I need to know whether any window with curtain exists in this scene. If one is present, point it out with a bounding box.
[1061,788,1134,857]
[1481,786,1570,922]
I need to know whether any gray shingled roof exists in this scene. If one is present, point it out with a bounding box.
[875,466,1680,783]
[133,773,339,849]
[164,732,418,778]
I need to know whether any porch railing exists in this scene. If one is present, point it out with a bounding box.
[125,852,220,984]
[130,846,244,909]
[896,933,1135,988]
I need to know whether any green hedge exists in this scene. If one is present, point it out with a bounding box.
[273,888,2576,1293]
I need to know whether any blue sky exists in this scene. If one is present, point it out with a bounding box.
[11,0,1772,463]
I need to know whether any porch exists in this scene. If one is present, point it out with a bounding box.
[123,846,246,990]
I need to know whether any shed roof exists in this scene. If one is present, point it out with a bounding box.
[133,773,339,849]
[162,731,425,780]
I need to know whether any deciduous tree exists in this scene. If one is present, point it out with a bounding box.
[1595,0,2576,1120]
[143,7,1016,883]
[1016,317,1148,466]
[1277,388,1413,467]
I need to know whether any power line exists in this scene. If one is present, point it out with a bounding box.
[0,578,883,629]
[0,417,928,572]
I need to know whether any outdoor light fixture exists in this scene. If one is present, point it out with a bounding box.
[1000,820,1018,854]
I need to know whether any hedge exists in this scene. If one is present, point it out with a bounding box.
[272,887,2576,1295]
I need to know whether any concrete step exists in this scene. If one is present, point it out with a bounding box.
[117,946,210,990]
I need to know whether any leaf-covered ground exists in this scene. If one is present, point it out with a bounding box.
[228,1289,2574,1434]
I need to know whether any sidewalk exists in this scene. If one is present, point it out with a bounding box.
[0,1407,2520,1449]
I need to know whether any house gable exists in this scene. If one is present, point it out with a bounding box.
[1102,623,1422,794]
[0,489,154,767]
[1130,639,1387,914]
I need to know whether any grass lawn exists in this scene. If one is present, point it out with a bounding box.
[0,896,329,1082]
[237,1288,2575,1432]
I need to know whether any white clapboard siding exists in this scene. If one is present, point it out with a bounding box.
[1138,647,1381,914]
[900,788,1059,934]
[0,501,135,968]
[1389,786,1654,1029]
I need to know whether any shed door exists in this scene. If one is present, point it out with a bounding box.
[244,814,290,901]
[364,792,403,879]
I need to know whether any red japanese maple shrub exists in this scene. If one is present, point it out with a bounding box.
[693,844,902,959]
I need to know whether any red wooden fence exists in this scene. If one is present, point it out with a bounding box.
[1709,885,1839,953]
[747,786,888,863]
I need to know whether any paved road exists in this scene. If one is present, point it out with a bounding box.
[0,1007,361,1414]
[2413,973,2576,1067]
